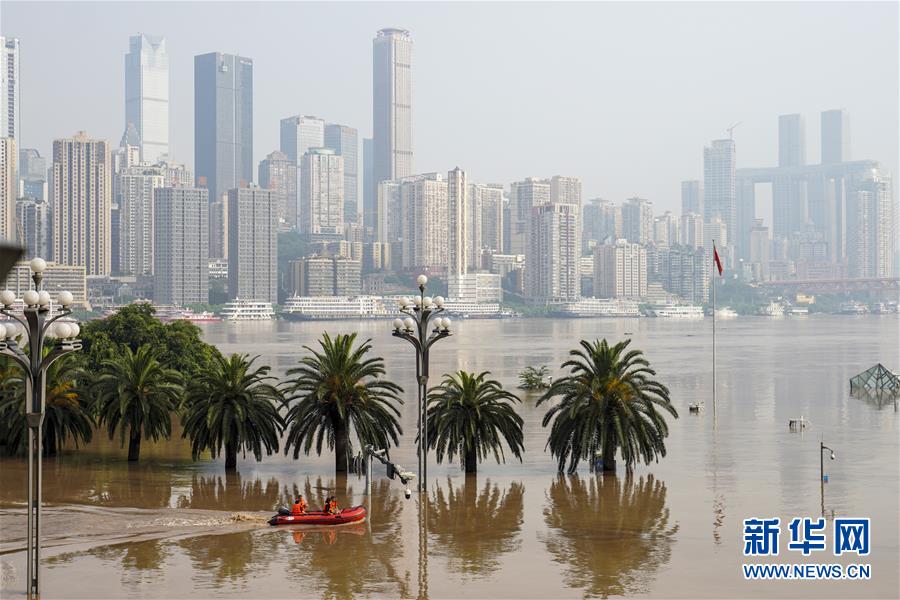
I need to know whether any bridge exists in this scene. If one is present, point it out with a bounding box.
[757,278,900,293]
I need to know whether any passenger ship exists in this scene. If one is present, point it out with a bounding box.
[557,298,641,318]
[649,304,704,318]
[220,299,275,321]
[282,296,392,321]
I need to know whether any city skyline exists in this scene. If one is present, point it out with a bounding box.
[2,2,896,216]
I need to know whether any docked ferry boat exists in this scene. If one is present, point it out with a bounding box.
[557,298,641,318]
[282,296,392,321]
[649,304,704,318]
[221,299,275,321]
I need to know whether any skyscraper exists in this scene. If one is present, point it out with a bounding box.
[681,180,703,216]
[703,138,737,246]
[194,53,253,204]
[154,187,209,305]
[582,198,620,248]
[376,180,401,244]
[847,171,893,278]
[1,37,19,140]
[118,165,164,276]
[658,244,709,303]
[525,202,580,303]
[258,150,296,228]
[373,28,413,190]
[509,178,550,255]
[471,183,504,260]
[280,115,325,229]
[299,148,344,235]
[821,109,850,164]
[227,186,277,302]
[594,240,647,300]
[15,198,49,259]
[621,197,653,245]
[778,113,806,167]
[0,137,15,242]
[325,123,359,224]
[362,138,376,230]
[18,148,46,201]
[400,173,448,271]
[679,212,704,249]
[52,133,112,276]
[447,167,468,277]
[125,34,169,163]
[550,176,582,206]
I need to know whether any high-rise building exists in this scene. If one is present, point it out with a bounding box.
[621,197,653,245]
[376,180,401,243]
[373,29,413,190]
[52,133,111,275]
[289,254,361,296]
[227,186,277,302]
[509,177,550,254]
[525,202,579,303]
[325,123,359,224]
[154,187,209,305]
[156,161,193,188]
[362,138,376,230]
[653,212,679,248]
[447,167,468,277]
[593,240,647,300]
[704,216,728,254]
[18,149,46,201]
[778,113,806,168]
[1,37,19,140]
[582,198,620,248]
[125,34,169,163]
[550,175,582,206]
[821,109,850,164]
[681,180,703,216]
[400,173,448,271]
[15,198,49,259]
[118,165,164,276]
[333,255,362,296]
[471,182,504,260]
[749,219,770,280]
[194,53,253,204]
[847,171,894,278]
[209,199,227,260]
[658,244,708,303]
[300,148,343,235]
[280,115,325,229]
[0,137,14,242]
[679,212,704,249]
[703,138,737,246]
[258,150,296,228]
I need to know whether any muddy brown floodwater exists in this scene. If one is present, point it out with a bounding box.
[1,315,898,598]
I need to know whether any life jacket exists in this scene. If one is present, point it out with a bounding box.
[329,500,338,514]
[291,500,305,515]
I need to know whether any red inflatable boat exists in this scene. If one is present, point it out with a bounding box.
[268,505,367,526]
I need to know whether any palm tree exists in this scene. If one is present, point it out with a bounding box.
[282,333,403,474]
[426,371,524,474]
[182,353,284,471]
[0,360,94,456]
[538,339,677,474]
[91,345,183,462]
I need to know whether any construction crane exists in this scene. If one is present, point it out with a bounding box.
[726,121,742,140]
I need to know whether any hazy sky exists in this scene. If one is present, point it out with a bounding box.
[3,1,898,217]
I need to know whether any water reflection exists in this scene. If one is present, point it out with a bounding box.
[176,473,281,511]
[427,477,524,577]
[542,474,677,597]
[284,479,411,599]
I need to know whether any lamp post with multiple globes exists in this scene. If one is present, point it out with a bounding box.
[390,274,451,494]
[0,258,82,598]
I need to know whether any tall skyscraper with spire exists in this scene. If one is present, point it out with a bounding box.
[194,52,253,204]
[125,34,169,163]
[373,28,413,196]
[703,138,737,246]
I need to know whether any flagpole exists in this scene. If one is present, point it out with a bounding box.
[712,240,717,419]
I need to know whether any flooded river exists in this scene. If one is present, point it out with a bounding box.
[1,315,898,598]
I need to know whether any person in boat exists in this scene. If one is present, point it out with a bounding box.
[291,495,307,516]
[322,496,333,513]
[328,497,339,515]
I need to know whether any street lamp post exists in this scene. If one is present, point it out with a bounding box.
[0,258,81,598]
[820,440,835,517]
[390,274,451,494]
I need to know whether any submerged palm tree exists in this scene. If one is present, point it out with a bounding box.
[91,345,183,461]
[538,339,677,474]
[426,371,524,474]
[282,333,403,474]
[182,353,284,471]
[0,360,93,455]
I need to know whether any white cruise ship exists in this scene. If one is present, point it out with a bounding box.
[220,299,275,321]
[558,298,641,318]
[758,302,785,317]
[282,296,392,320]
[441,299,502,318]
[650,304,704,318]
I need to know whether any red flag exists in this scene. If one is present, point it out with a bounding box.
[713,244,723,276]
